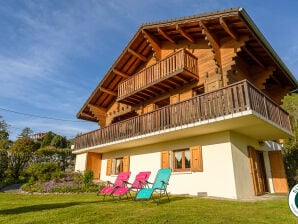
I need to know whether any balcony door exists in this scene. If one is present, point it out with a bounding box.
[248,146,268,196]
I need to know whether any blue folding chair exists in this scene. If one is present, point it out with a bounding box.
[135,168,171,204]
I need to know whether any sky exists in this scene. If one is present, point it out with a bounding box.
[0,0,297,140]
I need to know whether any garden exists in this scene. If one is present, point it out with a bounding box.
[0,124,102,193]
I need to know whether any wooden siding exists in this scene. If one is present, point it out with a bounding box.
[74,80,291,150]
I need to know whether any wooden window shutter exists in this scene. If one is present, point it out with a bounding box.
[268,151,289,193]
[106,159,112,176]
[190,145,203,172]
[161,151,170,168]
[123,156,130,172]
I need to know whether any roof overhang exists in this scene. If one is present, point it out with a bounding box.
[77,7,297,123]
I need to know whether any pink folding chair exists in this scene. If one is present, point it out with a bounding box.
[112,171,151,200]
[97,172,131,200]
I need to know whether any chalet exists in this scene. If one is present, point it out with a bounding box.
[73,8,297,199]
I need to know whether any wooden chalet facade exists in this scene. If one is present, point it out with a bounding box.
[73,8,297,199]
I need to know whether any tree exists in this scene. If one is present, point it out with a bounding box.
[0,130,9,141]
[7,138,37,180]
[0,115,8,131]
[281,93,298,188]
[50,135,67,149]
[41,131,55,148]
[0,116,10,150]
[18,127,34,139]
[0,149,8,180]
[0,129,10,150]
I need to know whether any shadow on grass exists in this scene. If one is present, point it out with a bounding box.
[0,195,190,215]
[96,194,188,205]
[0,200,99,215]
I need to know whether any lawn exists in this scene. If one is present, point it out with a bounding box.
[0,193,296,224]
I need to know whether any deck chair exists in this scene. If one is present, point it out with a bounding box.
[112,171,151,200]
[97,172,131,200]
[135,168,171,204]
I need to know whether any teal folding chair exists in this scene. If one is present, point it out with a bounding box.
[135,168,171,204]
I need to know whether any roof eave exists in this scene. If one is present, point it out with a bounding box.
[238,8,298,88]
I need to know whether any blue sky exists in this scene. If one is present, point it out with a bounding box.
[0,0,297,140]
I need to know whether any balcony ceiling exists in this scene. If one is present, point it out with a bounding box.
[77,7,297,123]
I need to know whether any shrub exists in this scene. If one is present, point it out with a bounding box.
[21,171,102,193]
[26,162,61,182]
[83,170,94,187]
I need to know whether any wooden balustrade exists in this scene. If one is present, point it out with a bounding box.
[74,80,291,150]
[117,49,198,100]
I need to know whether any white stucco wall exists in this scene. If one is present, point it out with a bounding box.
[98,131,239,199]
[230,132,255,199]
[229,131,278,198]
[74,130,281,199]
[74,153,87,172]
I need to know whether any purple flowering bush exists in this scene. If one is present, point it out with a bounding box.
[21,170,102,193]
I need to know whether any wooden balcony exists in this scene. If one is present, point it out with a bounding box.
[74,80,292,151]
[117,49,198,104]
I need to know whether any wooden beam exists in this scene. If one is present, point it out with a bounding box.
[88,104,107,114]
[199,21,221,66]
[165,78,181,86]
[219,17,239,41]
[158,82,172,89]
[142,30,161,59]
[172,75,187,83]
[113,69,129,78]
[124,97,141,104]
[121,99,137,105]
[199,21,220,49]
[271,73,284,88]
[182,70,199,80]
[150,85,166,92]
[176,25,195,43]
[127,48,147,62]
[242,46,266,69]
[81,112,96,120]
[99,87,118,97]
[157,27,176,44]
[142,88,158,96]
[88,105,106,126]
[131,94,147,101]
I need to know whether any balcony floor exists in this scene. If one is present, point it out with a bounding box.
[73,110,292,154]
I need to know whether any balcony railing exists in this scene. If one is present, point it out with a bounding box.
[74,80,291,150]
[117,49,198,101]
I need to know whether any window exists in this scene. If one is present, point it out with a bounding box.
[173,149,191,171]
[106,156,130,176]
[160,146,203,172]
[112,157,124,175]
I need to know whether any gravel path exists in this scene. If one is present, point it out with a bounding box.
[0,183,23,193]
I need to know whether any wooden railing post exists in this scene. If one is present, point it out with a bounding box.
[117,49,198,100]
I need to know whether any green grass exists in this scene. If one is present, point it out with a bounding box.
[0,193,297,224]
